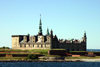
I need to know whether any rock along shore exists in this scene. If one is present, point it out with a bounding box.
[0,59,100,62]
[65,59,100,62]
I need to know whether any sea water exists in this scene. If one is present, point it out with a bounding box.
[0,62,100,67]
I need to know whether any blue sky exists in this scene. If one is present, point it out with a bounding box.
[0,0,100,49]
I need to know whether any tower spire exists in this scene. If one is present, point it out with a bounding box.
[47,28,50,35]
[38,14,42,35]
[40,14,42,25]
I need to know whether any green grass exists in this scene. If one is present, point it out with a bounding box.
[28,49,49,55]
[28,49,49,52]
[0,49,49,56]
[0,53,40,55]
[0,57,27,60]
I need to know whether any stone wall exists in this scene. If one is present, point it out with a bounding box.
[59,43,86,51]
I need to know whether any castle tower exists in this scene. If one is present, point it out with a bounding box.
[37,15,44,43]
[38,15,43,35]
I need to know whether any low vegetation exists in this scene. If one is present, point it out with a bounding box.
[28,49,49,55]
[0,46,10,49]
[0,57,27,60]
[27,54,38,59]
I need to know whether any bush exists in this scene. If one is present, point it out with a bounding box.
[0,46,10,49]
[27,54,38,59]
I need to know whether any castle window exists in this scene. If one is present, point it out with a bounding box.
[45,44,46,47]
[72,49,74,51]
[41,44,43,48]
[20,45,22,47]
[29,44,30,47]
[67,49,69,51]
[33,45,34,47]
[77,49,79,51]
[69,49,71,51]
[24,44,26,47]
[37,44,39,47]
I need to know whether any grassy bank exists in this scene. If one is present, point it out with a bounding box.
[0,49,49,55]
[0,57,27,60]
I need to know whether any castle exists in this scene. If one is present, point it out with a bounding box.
[12,17,87,51]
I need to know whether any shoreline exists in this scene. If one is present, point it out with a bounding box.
[0,59,100,62]
[65,59,100,62]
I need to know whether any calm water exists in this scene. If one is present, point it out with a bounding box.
[0,62,100,67]
[87,49,100,52]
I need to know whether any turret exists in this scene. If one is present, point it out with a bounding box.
[54,35,58,40]
[83,31,87,42]
[50,29,53,36]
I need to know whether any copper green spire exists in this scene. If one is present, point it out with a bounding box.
[47,28,50,35]
[38,14,42,35]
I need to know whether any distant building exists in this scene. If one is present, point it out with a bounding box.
[12,16,87,51]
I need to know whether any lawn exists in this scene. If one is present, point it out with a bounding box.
[0,57,27,60]
[0,49,49,56]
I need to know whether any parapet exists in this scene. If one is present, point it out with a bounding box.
[12,35,28,37]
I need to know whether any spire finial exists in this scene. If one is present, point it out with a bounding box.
[84,31,86,33]
[40,14,41,18]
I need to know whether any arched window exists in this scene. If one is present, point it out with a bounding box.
[24,44,26,47]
